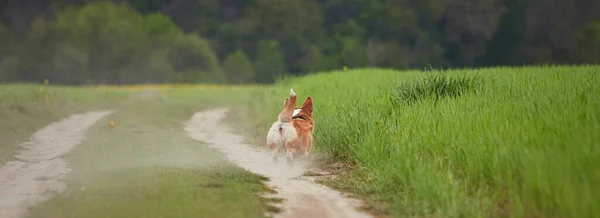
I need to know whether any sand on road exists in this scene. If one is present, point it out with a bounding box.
[184,108,373,218]
[0,110,113,218]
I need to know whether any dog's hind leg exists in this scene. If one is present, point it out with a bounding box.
[286,148,293,163]
[302,148,310,157]
[304,144,312,156]
[268,142,279,163]
[300,137,312,157]
[285,142,297,163]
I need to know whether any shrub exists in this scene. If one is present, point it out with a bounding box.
[222,50,255,83]
[254,40,286,84]
[393,72,482,106]
[167,34,225,83]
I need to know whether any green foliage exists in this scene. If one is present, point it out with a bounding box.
[254,40,287,84]
[0,57,18,82]
[340,36,369,68]
[0,84,272,217]
[393,72,481,105]
[3,2,222,84]
[164,0,218,34]
[301,46,338,73]
[241,66,600,218]
[239,0,325,72]
[167,34,225,83]
[0,22,9,49]
[576,22,600,63]
[222,50,255,84]
[0,23,17,81]
[1,0,600,84]
[365,40,408,68]
[134,0,170,14]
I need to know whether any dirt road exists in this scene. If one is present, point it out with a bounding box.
[0,110,113,218]
[0,106,371,218]
[184,108,373,218]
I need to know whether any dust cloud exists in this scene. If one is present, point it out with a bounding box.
[184,108,373,218]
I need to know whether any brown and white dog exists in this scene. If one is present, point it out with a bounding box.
[266,88,314,163]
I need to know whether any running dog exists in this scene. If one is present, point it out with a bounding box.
[266,88,314,163]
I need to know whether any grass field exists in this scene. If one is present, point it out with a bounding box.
[0,84,127,165]
[0,84,274,217]
[235,65,600,218]
[2,65,599,218]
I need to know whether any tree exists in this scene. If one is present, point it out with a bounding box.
[576,22,600,63]
[0,23,18,81]
[2,0,600,84]
[366,39,408,69]
[301,46,336,73]
[163,0,219,34]
[37,1,152,84]
[222,50,255,83]
[168,34,225,83]
[237,0,325,73]
[442,0,503,66]
[340,36,369,68]
[254,40,286,84]
[8,1,224,84]
[353,0,447,67]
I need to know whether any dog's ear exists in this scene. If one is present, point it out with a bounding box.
[283,97,290,108]
[301,96,313,116]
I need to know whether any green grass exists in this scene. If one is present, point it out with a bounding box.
[1,84,274,218]
[29,167,271,218]
[236,65,600,218]
[0,84,128,165]
[4,65,599,217]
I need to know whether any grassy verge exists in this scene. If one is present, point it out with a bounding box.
[235,66,600,217]
[1,84,275,217]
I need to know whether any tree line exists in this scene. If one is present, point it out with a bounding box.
[0,0,598,85]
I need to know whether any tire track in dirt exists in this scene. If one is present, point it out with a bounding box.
[0,110,113,218]
[184,108,373,218]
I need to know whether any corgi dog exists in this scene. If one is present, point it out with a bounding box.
[266,88,314,163]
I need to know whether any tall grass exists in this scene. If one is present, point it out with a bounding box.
[239,66,600,217]
[392,73,481,106]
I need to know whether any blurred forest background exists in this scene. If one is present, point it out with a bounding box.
[0,0,599,85]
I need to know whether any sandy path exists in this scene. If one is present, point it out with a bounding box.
[184,108,373,218]
[0,110,113,218]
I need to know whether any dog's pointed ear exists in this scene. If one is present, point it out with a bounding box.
[302,96,313,116]
[283,97,290,108]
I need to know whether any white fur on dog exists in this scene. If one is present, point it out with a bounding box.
[293,109,302,116]
[266,121,297,150]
